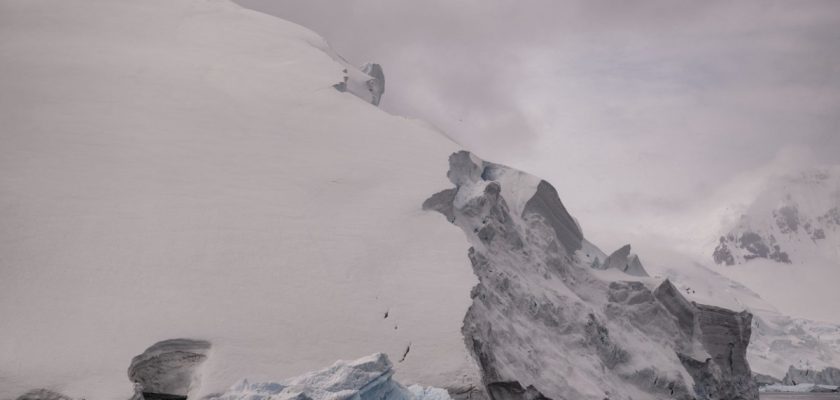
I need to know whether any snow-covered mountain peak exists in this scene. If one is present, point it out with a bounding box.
[713,165,840,266]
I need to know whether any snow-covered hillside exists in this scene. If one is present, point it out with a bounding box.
[703,166,840,323]
[0,1,478,398]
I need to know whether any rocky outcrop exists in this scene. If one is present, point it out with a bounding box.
[597,244,648,277]
[425,151,758,400]
[783,367,840,386]
[333,62,385,106]
[128,338,211,399]
[652,280,756,399]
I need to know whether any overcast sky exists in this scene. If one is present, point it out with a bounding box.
[237,0,840,252]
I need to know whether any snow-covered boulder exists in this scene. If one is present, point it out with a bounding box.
[207,353,449,400]
[424,151,758,400]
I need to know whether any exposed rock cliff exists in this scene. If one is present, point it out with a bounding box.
[424,151,758,400]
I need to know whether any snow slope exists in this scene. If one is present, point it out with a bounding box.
[0,1,478,398]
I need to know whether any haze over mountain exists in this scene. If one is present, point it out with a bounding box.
[237,0,840,255]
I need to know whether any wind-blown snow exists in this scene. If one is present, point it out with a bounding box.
[0,1,478,398]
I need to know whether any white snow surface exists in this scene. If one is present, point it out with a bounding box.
[0,1,478,398]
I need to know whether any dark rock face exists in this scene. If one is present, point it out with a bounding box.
[783,366,840,386]
[128,338,211,398]
[521,180,583,255]
[425,151,758,400]
[15,390,73,400]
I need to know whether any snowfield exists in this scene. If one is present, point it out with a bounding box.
[0,0,478,398]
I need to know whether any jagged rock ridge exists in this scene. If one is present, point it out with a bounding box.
[424,151,758,400]
[595,244,649,277]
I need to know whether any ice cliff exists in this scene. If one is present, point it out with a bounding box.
[424,151,758,400]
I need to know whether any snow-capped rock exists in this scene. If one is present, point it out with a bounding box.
[206,353,449,400]
[333,62,385,106]
[713,167,840,266]
[424,151,758,400]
